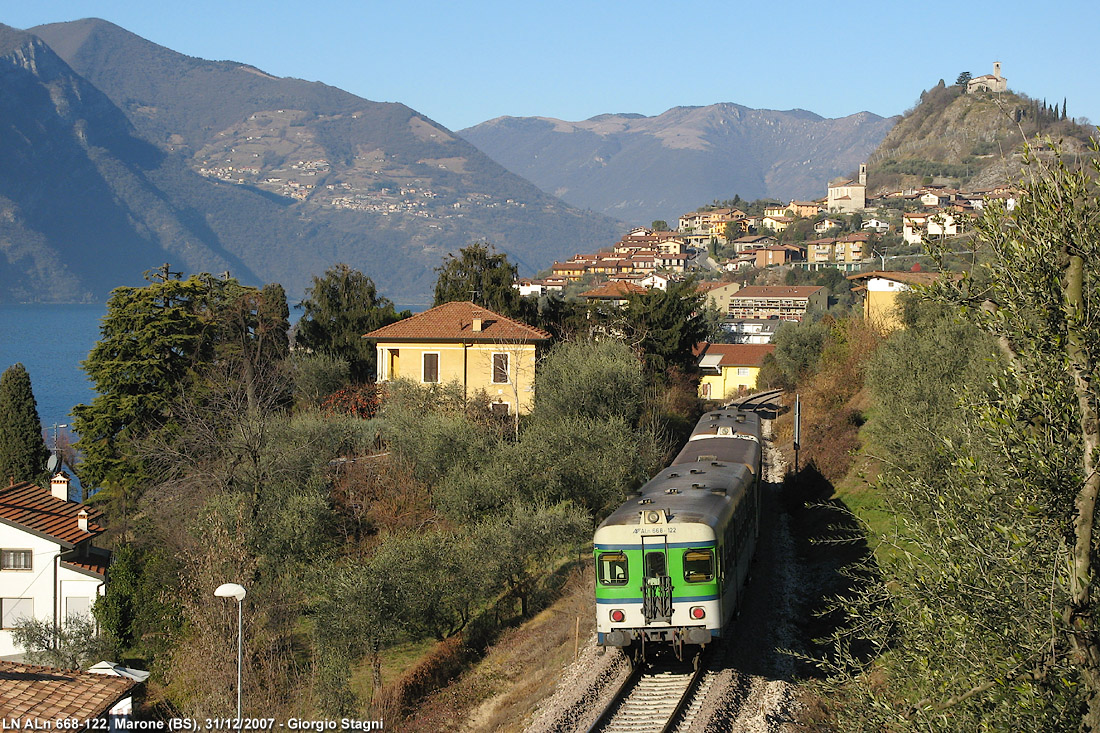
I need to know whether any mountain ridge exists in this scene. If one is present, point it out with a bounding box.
[0,19,621,303]
[461,104,898,223]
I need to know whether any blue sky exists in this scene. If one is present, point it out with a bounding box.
[7,1,1098,132]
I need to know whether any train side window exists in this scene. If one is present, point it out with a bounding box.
[598,552,629,586]
[683,549,715,582]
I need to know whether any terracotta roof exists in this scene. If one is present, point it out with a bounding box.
[0,481,104,548]
[732,286,826,299]
[363,302,550,343]
[696,281,737,294]
[693,342,776,368]
[581,282,647,299]
[0,661,135,721]
[61,552,110,580]
[846,271,955,286]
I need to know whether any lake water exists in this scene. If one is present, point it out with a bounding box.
[0,304,106,436]
[0,301,424,439]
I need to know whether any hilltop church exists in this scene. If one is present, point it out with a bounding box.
[967,62,1008,94]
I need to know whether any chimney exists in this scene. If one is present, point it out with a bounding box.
[50,471,70,502]
[472,312,483,332]
[78,509,89,533]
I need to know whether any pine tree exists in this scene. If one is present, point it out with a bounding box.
[0,364,49,484]
[296,264,409,383]
[433,242,523,318]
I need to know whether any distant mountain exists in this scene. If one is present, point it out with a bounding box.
[0,19,620,303]
[865,79,1097,194]
[460,104,898,224]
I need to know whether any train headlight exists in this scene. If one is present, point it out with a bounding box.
[690,606,706,620]
[610,609,626,623]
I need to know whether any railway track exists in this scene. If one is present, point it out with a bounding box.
[584,656,711,733]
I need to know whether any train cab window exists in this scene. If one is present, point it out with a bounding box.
[683,549,715,582]
[598,552,629,586]
[645,552,667,579]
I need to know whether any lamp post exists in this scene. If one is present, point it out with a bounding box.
[214,582,246,722]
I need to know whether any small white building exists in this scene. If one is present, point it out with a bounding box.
[514,278,546,298]
[903,212,958,245]
[0,473,110,659]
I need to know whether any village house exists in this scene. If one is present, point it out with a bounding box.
[847,270,950,330]
[814,218,844,234]
[903,212,959,245]
[761,215,794,232]
[724,319,781,344]
[727,285,828,321]
[0,473,110,659]
[364,302,551,415]
[515,278,545,298]
[581,281,647,307]
[862,218,890,233]
[697,281,742,315]
[637,272,671,290]
[787,201,823,218]
[694,342,777,400]
[729,234,776,254]
[755,244,805,268]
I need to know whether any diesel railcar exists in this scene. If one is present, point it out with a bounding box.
[594,408,762,663]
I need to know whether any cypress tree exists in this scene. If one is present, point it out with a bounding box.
[0,363,49,484]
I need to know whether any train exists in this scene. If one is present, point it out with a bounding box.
[593,406,763,664]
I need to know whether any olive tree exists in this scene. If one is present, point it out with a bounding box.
[824,144,1100,731]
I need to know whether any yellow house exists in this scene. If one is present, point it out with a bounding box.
[364,301,551,414]
[694,342,776,401]
[846,270,948,331]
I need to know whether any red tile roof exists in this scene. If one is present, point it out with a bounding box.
[61,554,110,580]
[846,271,956,286]
[732,286,826,299]
[0,661,135,721]
[581,282,647,299]
[0,481,104,548]
[694,342,776,367]
[363,301,550,343]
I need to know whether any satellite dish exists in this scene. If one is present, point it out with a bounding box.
[47,454,61,474]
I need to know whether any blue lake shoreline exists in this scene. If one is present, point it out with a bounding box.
[0,301,425,434]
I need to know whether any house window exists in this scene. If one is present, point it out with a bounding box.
[490,401,510,416]
[737,368,750,377]
[492,353,509,384]
[422,353,440,383]
[65,596,91,622]
[1,550,31,570]
[1,598,32,629]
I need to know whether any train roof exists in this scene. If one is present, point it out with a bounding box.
[596,460,753,534]
[689,409,761,438]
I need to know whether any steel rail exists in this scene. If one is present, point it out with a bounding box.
[584,654,708,733]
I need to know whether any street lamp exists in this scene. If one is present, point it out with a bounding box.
[214,582,246,722]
